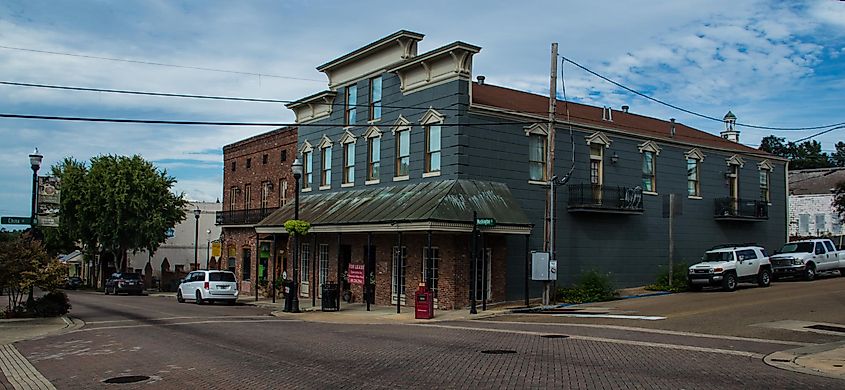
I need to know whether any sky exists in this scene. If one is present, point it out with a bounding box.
[1,0,844,229]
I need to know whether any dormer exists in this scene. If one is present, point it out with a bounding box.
[316,30,425,90]
[285,91,337,124]
[389,41,481,95]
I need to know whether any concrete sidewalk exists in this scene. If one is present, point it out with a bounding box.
[765,341,845,380]
[0,316,83,345]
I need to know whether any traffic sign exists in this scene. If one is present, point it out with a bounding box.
[1,216,34,225]
[475,218,496,227]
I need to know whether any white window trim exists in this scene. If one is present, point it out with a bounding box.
[339,129,357,145]
[688,195,703,200]
[585,131,612,147]
[422,171,441,178]
[364,126,382,139]
[393,175,410,182]
[643,191,659,196]
[341,183,354,188]
[685,147,706,161]
[726,154,745,168]
[758,159,774,171]
[419,107,445,125]
[638,140,662,155]
[391,115,412,135]
[318,134,334,149]
[299,140,313,155]
[422,112,443,175]
[365,179,380,185]
[528,180,548,186]
[524,123,548,137]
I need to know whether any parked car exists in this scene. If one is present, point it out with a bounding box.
[104,272,145,295]
[177,270,238,305]
[687,244,772,291]
[64,276,83,290]
[770,239,845,281]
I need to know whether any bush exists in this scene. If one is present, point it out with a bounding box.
[558,270,618,304]
[30,291,71,317]
[645,262,689,293]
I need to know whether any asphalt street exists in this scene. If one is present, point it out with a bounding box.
[4,288,844,389]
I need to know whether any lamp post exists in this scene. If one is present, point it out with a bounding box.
[206,229,211,269]
[27,148,42,304]
[193,206,201,270]
[290,158,303,313]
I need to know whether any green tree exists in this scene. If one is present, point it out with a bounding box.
[835,181,845,225]
[832,141,845,167]
[0,233,56,314]
[759,135,792,159]
[53,155,187,287]
[791,140,832,170]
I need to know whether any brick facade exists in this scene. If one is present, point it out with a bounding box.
[220,127,297,295]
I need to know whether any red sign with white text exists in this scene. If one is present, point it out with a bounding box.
[347,264,365,285]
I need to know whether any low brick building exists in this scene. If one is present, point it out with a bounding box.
[219,127,297,295]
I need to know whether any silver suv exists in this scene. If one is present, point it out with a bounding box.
[177,270,239,305]
[687,244,772,292]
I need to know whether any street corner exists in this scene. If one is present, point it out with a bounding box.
[765,341,845,381]
[0,315,79,345]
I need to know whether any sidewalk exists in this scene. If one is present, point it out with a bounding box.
[0,315,83,345]
[765,341,845,380]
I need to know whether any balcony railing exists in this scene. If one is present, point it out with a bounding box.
[714,198,768,221]
[567,184,644,214]
[216,208,275,226]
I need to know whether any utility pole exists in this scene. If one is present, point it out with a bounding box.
[668,194,675,288]
[544,43,558,305]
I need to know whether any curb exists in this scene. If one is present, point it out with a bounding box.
[509,291,673,314]
[764,341,845,380]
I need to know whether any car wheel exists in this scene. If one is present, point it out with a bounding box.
[839,268,845,277]
[722,273,737,292]
[757,269,772,287]
[195,291,204,305]
[176,290,185,303]
[104,286,109,295]
[803,264,816,281]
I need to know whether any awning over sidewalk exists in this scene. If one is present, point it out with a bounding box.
[255,179,532,235]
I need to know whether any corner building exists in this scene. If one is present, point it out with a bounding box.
[251,31,786,309]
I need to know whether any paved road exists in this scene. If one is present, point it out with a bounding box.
[6,290,845,389]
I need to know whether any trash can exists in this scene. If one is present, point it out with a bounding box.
[282,279,294,312]
[321,283,339,311]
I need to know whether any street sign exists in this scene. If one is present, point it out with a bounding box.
[475,218,496,227]
[1,216,33,225]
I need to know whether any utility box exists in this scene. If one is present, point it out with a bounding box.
[531,252,557,281]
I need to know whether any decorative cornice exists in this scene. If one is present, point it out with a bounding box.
[685,148,706,161]
[638,140,661,155]
[299,140,313,154]
[524,123,548,136]
[758,159,774,171]
[586,131,612,147]
[318,134,333,149]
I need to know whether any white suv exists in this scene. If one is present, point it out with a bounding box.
[177,270,239,304]
[687,244,773,292]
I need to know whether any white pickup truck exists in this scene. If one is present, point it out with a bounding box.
[770,239,845,281]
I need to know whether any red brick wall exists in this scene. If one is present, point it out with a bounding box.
[222,127,297,212]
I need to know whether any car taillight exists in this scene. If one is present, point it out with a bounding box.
[204,282,209,290]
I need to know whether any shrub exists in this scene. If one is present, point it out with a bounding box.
[283,220,311,236]
[558,270,618,304]
[645,262,689,293]
[30,291,71,317]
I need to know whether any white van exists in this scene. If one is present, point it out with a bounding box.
[177,270,239,305]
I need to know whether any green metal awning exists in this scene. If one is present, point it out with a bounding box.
[255,179,532,235]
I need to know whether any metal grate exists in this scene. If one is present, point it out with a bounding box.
[102,376,150,384]
[481,350,516,354]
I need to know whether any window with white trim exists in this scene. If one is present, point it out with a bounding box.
[528,134,546,181]
[422,247,439,300]
[425,124,441,173]
[300,243,310,285]
[395,129,410,177]
[345,84,357,126]
[759,160,773,203]
[244,184,252,209]
[638,141,661,193]
[369,76,382,121]
[368,136,380,181]
[318,244,329,292]
[343,142,355,185]
[260,181,271,210]
[303,150,312,188]
[685,149,705,197]
[321,145,332,187]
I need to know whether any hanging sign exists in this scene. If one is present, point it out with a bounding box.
[347,264,365,285]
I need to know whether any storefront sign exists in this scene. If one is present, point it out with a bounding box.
[347,264,365,285]
[36,176,61,227]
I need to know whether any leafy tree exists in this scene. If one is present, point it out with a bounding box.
[835,181,845,226]
[792,140,831,170]
[53,155,187,287]
[0,232,59,315]
[759,135,792,159]
[832,141,845,168]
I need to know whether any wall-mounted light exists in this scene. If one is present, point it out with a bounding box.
[611,152,619,165]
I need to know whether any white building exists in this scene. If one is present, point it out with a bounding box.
[788,168,844,244]
[128,201,222,277]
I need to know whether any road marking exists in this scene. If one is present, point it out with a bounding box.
[0,344,56,390]
[85,315,273,324]
[70,318,299,332]
[475,320,812,347]
[414,324,766,358]
[552,314,666,320]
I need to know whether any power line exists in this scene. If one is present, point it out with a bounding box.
[0,44,325,82]
[0,81,292,103]
[561,55,845,131]
[792,125,845,143]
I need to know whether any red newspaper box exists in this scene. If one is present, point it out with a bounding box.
[415,283,434,319]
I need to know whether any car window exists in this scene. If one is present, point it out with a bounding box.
[824,241,835,252]
[815,243,825,255]
[123,273,141,280]
[736,249,757,260]
[191,273,202,282]
[209,272,236,282]
[760,248,769,257]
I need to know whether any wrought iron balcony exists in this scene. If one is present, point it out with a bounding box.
[215,208,275,226]
[714,198,768,221]
[567,184,644,214]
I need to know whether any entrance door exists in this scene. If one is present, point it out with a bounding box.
[729,164,739,213]
[423,247,439,308]
[339,245,352,293]
[391,246,407,305]
[472,248,492,302]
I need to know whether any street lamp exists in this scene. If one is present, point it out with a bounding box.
[206,229,211,269]
[193,206,201,270]
[28,148,42,228]
[288,158,303,313]
[27,148,42,304]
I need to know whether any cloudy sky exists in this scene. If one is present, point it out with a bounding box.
[1,0,844,228]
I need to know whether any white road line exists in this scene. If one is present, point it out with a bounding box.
[552,314,667,320]
[71,318,299,332]
[474,320,813,347]
[0,344,56,390]
[414,324,766,358]
[85,315,273,324]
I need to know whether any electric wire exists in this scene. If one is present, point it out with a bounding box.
[0,44,324,82]
[561,55,845,131]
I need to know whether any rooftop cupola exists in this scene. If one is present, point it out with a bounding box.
[720,111,739,143]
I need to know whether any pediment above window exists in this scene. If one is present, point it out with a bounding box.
[758,159,774,171]
[318,134,333,149]
[364,126,382,139]
[638,140,661,155]
[726,154,745,167]
[524,123,548,136]
[299,140,313,154]
[420,108,445,125]
[585,131,611,147]
[391,115,412,135]
[685,148,705,161]
[339,129,357,144]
